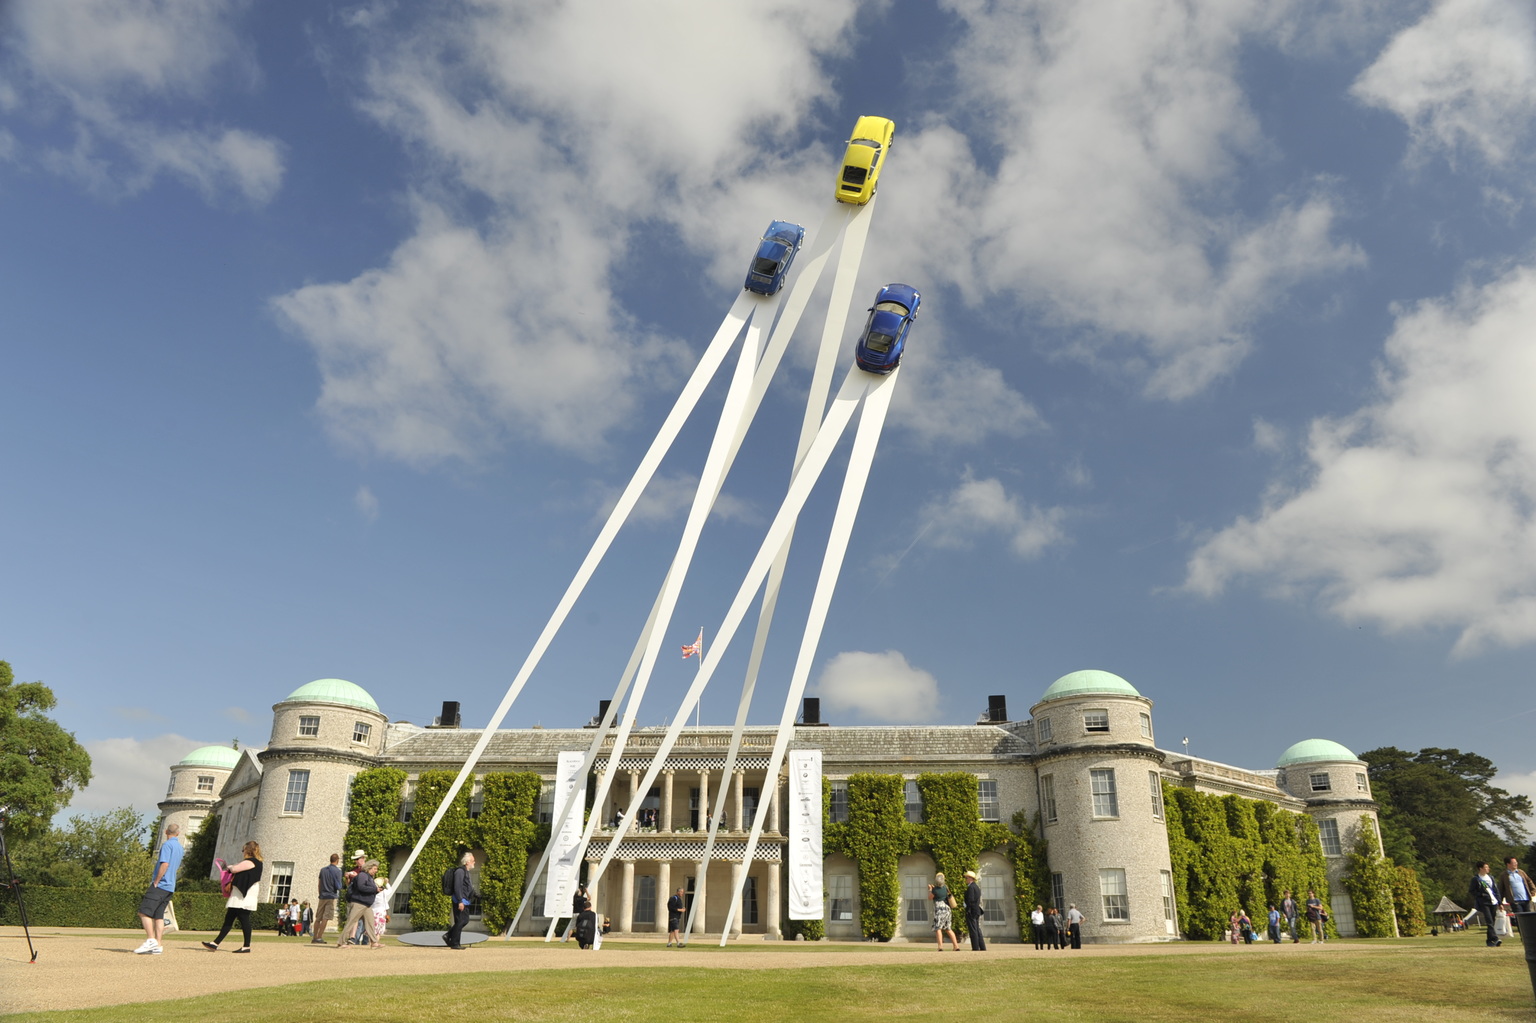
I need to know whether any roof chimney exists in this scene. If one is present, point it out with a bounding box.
[586,698,613,728]
[433,701,461,728]
[988,695,1008,723]
[799,697,825,726]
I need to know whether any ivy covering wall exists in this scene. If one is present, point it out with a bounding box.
[342,767,408,862]
[1163,784,1331,941]
[822,772,1039,942]
[1343,819,1398,937]
[405,771,476,929]
[1391,864,1426,936]
[476,771,545,933]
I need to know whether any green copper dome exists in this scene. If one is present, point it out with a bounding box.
[178,745,242,769]
[281,678,380,713]
[1038,669,1142,704]
[1277,738,1358,767]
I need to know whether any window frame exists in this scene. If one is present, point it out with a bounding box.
[1318,818,1342,857]
[282,769,310,815]
[828,874,854,921]
[633,875,657,925]
[1309,772,1332,793]
[829,781,850,824]
[1036,717,1052,743]
[196,774,216,794]
[1090,768,1119,818]
[901,873,930,924]
[1149,770,1164,820]
[297,715,320,738]
[1083,709,1110,733]
[904,779,923,824]
[977,778,1000,822]
[1040,774,1058,824]
[1100,867,1129,921]
[352,720,372,745]
[1139,712,1153,739]
[1355,772,1368,793]
[269,861,295,904]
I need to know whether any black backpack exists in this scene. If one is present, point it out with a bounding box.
[442,866,458,896]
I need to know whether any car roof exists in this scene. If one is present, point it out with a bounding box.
[850,115,895,144]
[876,283,920,307]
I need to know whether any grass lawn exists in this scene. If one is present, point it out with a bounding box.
[7,934,1533,1022]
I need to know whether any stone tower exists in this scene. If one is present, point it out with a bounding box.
[1276,738,1386,937]
[1029,669,1177,942]
[156,744,240,842]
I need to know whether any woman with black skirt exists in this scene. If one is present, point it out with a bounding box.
[203,841,264,953]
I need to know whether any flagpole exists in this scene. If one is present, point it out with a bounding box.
[695,628,704,727]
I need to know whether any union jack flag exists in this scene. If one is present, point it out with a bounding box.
[681,628,703,660]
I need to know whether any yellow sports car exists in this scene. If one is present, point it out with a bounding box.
[835,115,895,205]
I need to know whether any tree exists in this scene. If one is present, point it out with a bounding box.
[0,660,92,839]
[1342,819,1397,937]
[1360,746,1532,902]
[12,807,153,888]
[181,813,221,885]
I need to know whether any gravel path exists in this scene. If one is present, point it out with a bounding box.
[0,927,1353,1015]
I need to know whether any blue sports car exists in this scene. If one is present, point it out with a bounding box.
[853,284,920,374]
[744,220,805,295]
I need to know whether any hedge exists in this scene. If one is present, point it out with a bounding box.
[0,885,277,931]
[476,771,546,933]
[405,771,475,929]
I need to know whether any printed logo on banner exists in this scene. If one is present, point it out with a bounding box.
[543,751,587,919]
[787,749,823,919]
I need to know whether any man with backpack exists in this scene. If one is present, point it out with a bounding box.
[443,852,476,950]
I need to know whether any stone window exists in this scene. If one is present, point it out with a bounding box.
[829,781,849,823]
[1161,870,1176,932]
[980,865,1008,921]
[352,721,372,745]
[297,715,320,737]
[1139,712,1153,739]
[1356,772,1369,793]
[166,777,175,797]
[634,875,656,925]
[269,861,295,904]
[538,781,555,824]
[1100,868,1129,921]
[904,780,923,823]
[977,779,999,822]
[1051,872,1066,912]
[902,873,930,923]
[1084,710,1110,733]
[343,774,356,817]
[400,781,417,823]
[196,775,216,794]
[1036,717,1052,742]
[1040,775,1058,823]
[1149,771,1164,820]
[1318,818,1342,856]
[829,874,854,921]
[469,783,484,819]
[1309,772,1331,792]
[1090,769,1119,818]
[743,876,760,925]
[283,770,310,814]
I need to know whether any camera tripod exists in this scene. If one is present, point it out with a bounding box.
[0,809,38,963]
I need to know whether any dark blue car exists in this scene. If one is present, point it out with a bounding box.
[853,284,920,374]
[744,220,805,295]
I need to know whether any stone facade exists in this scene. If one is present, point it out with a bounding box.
[168,670,1384,941]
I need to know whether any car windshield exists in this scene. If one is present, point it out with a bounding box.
[851,139,880,148]
[752,257,779,275]
[864,332,894,353]
[874,300,909,315]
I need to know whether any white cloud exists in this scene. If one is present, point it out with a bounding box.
[905,0,1364,399]
[921,475,1070,558]
[2,0,283,202]
[1253,417,1286,454]
[70,733,211,817]
[1186,262,1536,654]
[221,706,255,723]
[813,650,941,724]
[1352,0,1536,168]
[354,485,380,522]
[598,472,758,528]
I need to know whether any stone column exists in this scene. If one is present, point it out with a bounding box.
[692,862,707,936]
[628,771,641,823]
[697,770,710,831]
[619,859,635,934]
[765,859,781,936]
[765,773,780,834]
[587,862,602,922]
[656,861,672,934]
[729,861,745,935]
[732,770,745,832]
[662,770,675,832]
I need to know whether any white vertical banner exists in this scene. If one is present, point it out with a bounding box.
[787,749,823,919]
[543,751,587,920]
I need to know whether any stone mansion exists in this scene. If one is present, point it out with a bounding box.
[157,669,1383,942]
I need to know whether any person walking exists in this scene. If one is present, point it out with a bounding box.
[203,841,264,953]
[1469,862,1504,947]
[372,876,392,942]
[312,853,344,944]
[1305,890,1325,944]
[1281,890,1299,943]
[1065,904,1084,949]
[338,859,384,949]
[133,822,183,955]
[963,870,986,951]
[1030,905,1045,950]
[444,852,475,950]
[573,899,598,949]
[666,886,686,946]
[1500,856,1533,915]
[1043,907,1062,949]
[1267,905,1282,944]
[929,872,961,951]
[299,901,313,937]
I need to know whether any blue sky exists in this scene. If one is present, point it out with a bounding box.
[3,0,1535,833]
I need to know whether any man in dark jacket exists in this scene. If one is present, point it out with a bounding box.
[963,870,986,951]
[444,852,476,950]
[573,899,598,949]
[312,853,344,945]
[1500,856,1533,915]
[1469,862,1504,947]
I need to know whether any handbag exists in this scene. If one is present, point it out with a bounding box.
[1496,907,1511,936]
[946,894,957,909]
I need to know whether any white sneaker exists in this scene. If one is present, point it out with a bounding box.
[133,939,160,954]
